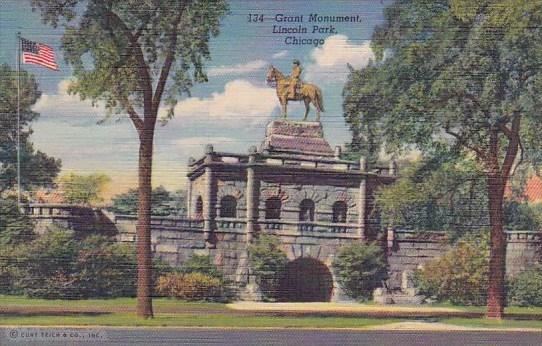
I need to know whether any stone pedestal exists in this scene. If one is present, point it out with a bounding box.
[260,120,334,157]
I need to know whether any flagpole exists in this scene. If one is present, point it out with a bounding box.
[16,32,21,207]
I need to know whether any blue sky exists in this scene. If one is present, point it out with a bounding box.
[1,0,390,196]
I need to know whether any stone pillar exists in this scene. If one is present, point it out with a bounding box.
[387,226,395,255]
[187,157,195,218]
[246,146,260,243]
[358,157,368,241]
[389,159,397,176]
[203,145,216,248]
[187,180,193,219]
[334,145,342,159]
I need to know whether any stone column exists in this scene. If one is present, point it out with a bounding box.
[387,226,395,255]
[203,145,216,248]
[187,180,193,219]
[389,159,398,176]
[246,146,260,243]
[187,157,195,218]
[358,157,368,241]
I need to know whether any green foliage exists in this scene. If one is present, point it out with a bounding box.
[508,265,542,306]
[414,232,490,305]
[180,254,222,280]
[13,230,81,299]
[109,186,186,216]
[1,230,172,299]
[57,173,111,206]
[248,234,288,300]
[0,197,35,245]
[31,0,229,121]
[332,243,388,300]
[375,155,490,239]
[155,272,223,301]
[0,64,61,192]
[504,201,542,231]
[376,154,542,236]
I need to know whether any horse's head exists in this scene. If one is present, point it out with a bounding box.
[266,65,276,83]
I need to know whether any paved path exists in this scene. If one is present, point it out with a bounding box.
[2,327,541,345]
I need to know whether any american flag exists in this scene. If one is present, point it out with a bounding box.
[21,38,59,71]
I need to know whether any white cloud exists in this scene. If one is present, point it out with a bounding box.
[166,79,279,126]
[207,60,268,77]
[33,79,105,117]
[305,35,375,84]
[272,50,289,59]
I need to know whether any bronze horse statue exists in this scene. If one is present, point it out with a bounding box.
[266,66,325,121]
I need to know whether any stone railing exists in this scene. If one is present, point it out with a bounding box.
[26,203,87,218]
[115,214,203,231]
[506,230,542,242]
[391,228,542,242]
[258,219,359,234]
[188,150,397,176]
[215,218,246,231]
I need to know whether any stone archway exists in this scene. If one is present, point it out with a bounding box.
[279,257,334,302]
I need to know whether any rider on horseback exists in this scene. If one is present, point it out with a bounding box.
[288,59,302,99]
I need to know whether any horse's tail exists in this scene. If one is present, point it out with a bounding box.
[316,87,325,112]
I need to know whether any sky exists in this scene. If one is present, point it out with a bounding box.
[0,0,391,197]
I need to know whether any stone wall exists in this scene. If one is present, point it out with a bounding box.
[27,204,117,237]
[113,214,358,300]
[28,206,542,299]
[506,231,542,276]
[387,229,542,289]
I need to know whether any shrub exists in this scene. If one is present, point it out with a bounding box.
[0,197,35,246]
[332,242,388,300]
[6,230,173,299]
[248,234,288,301]
[155,272,222,301]
[508,265,542,306]
[0,244,23,295]
[414,232,489,305]
[14,230,81,299]
[180,254,223,279]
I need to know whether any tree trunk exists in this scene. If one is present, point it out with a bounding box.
[136,131,154,318]
[485,173,506,319]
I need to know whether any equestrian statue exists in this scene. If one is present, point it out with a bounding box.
[266,59,325,122]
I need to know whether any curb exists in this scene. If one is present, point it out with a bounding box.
[0,324,541,332]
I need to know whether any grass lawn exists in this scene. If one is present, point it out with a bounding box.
[1,296,542,329]
[0,295,227,312]
[0,312,400,328]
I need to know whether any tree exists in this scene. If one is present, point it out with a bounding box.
[343,0,542,318]
[0,64,60,253]
[375,153,490,240]
[0,64,61,194]
[57,173,111,206]
[109,186,186,216]
[32,0,229,317]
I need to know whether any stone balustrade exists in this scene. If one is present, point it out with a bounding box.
[188,150,395,176]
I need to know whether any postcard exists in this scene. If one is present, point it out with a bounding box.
[1,0,541,345]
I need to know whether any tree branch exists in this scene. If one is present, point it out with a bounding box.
[152,10,185,116]
[105,10,153,115]
[118,95,144,136]
[501,114,521,180]
[444,127,488,161]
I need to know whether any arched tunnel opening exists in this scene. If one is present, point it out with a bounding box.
[278,257,334,302]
